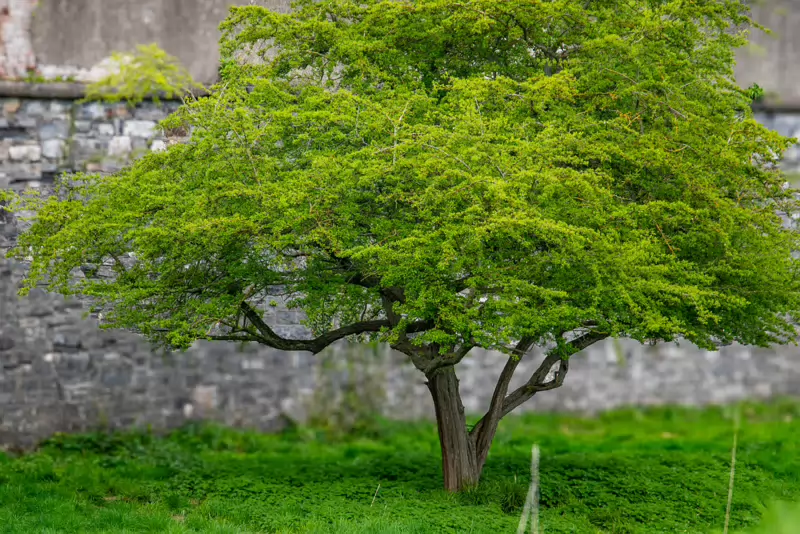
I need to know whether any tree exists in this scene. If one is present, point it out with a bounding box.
[7,0,800,492]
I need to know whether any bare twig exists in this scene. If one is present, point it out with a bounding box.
[423,143,473,173]
[371,483,381,507]
[517,444,541,534]
[723,406,741,534]
[655,222,676,255]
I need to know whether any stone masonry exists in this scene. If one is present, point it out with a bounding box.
[1,94,800,450]
[3,251,800,451]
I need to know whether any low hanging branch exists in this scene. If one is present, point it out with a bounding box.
[499,331,608,417]
[209,301,435,354]
[470,330,608,468]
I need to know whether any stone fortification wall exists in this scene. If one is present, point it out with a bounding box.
[0,0,292,84]
[0,95,799,450]
[3,250,800,451]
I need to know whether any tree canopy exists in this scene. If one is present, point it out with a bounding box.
[7,0,800,491]
[13,0,799,353]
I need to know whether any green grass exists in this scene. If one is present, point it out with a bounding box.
[1,400,799,533]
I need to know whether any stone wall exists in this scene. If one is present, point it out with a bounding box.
[0,94,800,450]
[3,251,800,451]
[0,96,179,181]
[0,96,182,262]
[754,109,800,176]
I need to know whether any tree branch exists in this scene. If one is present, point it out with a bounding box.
[208,334,262,343]
[238,301,433,354]
[499,331,607,418]
[346,271,381,289]
[379,289,431,369]
[419,340,476,376]
[470,335,535,469]
[469,330,607,467]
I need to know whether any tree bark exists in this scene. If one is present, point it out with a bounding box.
[426,366,480,492]
[471,337,534,474]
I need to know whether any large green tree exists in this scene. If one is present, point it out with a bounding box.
[8,0,800,491]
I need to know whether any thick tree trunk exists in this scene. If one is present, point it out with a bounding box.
[426,366,481,492]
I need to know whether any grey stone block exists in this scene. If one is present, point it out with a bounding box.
[49,101,72,115]
[76,103,108,121]
[23,101,47,117]
[96,123,115,137]
[101,368,132,388]
[123,120,157,139]
[5,162,42,180]
[107,136,132,158]
[0,336,14,351]
[39,121,70,141]
[14,116,37,128]
[275,310,296,325]
[73,120,92,133]
[52,331,82,350]
[9,145,41,162]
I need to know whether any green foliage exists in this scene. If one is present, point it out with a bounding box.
[305,344,388,439]
[728,501,800,533]
[1,402,800,532]
[9,0,800,358]
[83,43,204,106]
[745,83,765,103]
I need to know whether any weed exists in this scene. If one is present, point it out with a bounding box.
[0,400,798,533]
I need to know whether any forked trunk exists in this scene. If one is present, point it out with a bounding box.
[426,366,481,492]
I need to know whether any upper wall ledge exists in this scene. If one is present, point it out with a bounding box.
[0,80,89,99]
[0,80,795,114]
[0,80,209,102]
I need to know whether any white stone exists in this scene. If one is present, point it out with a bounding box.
[39,64,90,83]
[123,120,157,139]
[192,385,218,411]
[39,64,71,81]
[150,139,167,152]
[84,103,107,121]
[8,145,41,162]
[108,136,132,158]
[50,101,70,114]
[755,383,772,397]
[42,139,65,160]
[97,123,115,136]
[81,55,132,83]
[280,397,308,424]
[243,359,265,370]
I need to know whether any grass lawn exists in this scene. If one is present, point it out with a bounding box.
[1,400,799,533]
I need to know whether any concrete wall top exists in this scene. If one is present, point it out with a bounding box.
[0,1,791,102]
[735,1,800,104]
[28,0,292,85]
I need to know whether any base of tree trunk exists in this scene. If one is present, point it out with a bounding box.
[427,366,481,492]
